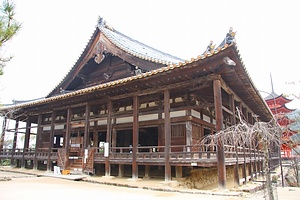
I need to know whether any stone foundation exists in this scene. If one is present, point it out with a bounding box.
[182,165,247,189]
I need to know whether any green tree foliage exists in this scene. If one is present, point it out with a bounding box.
[0,0,21,75]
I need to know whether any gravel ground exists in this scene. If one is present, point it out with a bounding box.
[0,170,299,200]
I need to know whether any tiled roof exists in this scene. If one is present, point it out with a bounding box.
[47,18,184,98]
[0,44,231,110]
[98,18,184,65]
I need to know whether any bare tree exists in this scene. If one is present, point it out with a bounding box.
[199,108,282,200]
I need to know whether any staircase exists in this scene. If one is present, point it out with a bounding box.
[69,157,83,175]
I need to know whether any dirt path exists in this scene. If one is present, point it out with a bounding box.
[0,171,299,200]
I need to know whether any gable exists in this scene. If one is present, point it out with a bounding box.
[47,17,183,98]
[65,54,143,91]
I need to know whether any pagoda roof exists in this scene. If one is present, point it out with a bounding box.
[265,92,293,104]
[271,104,296,115]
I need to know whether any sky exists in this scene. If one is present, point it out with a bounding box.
[0,0,300,109]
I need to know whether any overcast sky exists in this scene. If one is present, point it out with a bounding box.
[0,0,300,109]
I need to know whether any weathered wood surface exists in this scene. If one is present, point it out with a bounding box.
[0,144,264,168]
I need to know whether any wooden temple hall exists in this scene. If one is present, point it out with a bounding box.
[0,18,276,188]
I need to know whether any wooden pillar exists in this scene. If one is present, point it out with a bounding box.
[186,122,192,152]
[248,136,253,181]
[242,146,247,184]
[47,112,56,171]
[213,79,226,189]
[84,103,90,148]
[112,128,117,151]
[33,114,42,170]
[93,121,98,147]
[21,118,31,169]
[118,164,124,177]
[175,166,183,178]
[0,116,7,164]
[253,141,257,179]
[105,100,112,177]
[10,119,19,167]
[144,165,150,179]
[0,116,6,151]
[229,94,239,187]
[164,89,171,181]
[157,101,163,150]
[132,95,139,179]
[65,108,72,169]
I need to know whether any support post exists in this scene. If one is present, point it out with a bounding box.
[33,114,42,170]
[93,121,98,147]
[0,116,7,164]
[21,118,31,169]
[118,164,124,177]
[84,103,90,148]
[11,119,19,167]
[213,79,226,189]
[164,89,171,182]
[186,121,192,152]
[105,100,112,177]
[65,108,72,169]
[229,94,239,187]
[144,165,150,179]
[132,95,139,179]
[47,112,56,171]
[112,128,117,152]
[175,166,183,178]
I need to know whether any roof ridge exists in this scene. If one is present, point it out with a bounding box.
[0,45,232,110]
[97,17,184,65]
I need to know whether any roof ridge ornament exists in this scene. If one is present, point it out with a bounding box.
[217,27,236,50]
[225,27,236,45]
[98,16,105,27]
[97,16,114,31]
[203,40,216,55]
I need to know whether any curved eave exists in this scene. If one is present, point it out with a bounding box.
[0,44,231,112]
[47,27,100,97]
[0,43,273,123]
[272,104,296,114]
[265,93,293,103]
[98,24,183,65]
[217,45,273,122]
[47,19,184,98]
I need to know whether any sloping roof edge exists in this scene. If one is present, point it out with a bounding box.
[0,44,233,111]
[47,17,184,98]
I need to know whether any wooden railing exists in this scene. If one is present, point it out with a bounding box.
[0,144,264,164]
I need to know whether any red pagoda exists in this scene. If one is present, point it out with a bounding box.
[264,89,296,158]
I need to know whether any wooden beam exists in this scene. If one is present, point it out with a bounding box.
[33,114,42,170]
[132,95,139,179]
[65,108,72,169]
[229,94,239,187]
[213,79,226,189]
[21,118,31,169]
[110,74,218,101]
[0,117,7,164]
[10,119,19,166]
[222,105,233,115]
[47,112,56,171]
[218,76,254,116]
[105,100,112,176]
[83,103,90,148]
[0,116,6,151]
[93,121,98,147]
[164,89,171,181]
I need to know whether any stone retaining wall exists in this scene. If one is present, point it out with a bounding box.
[182,165,247,189]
